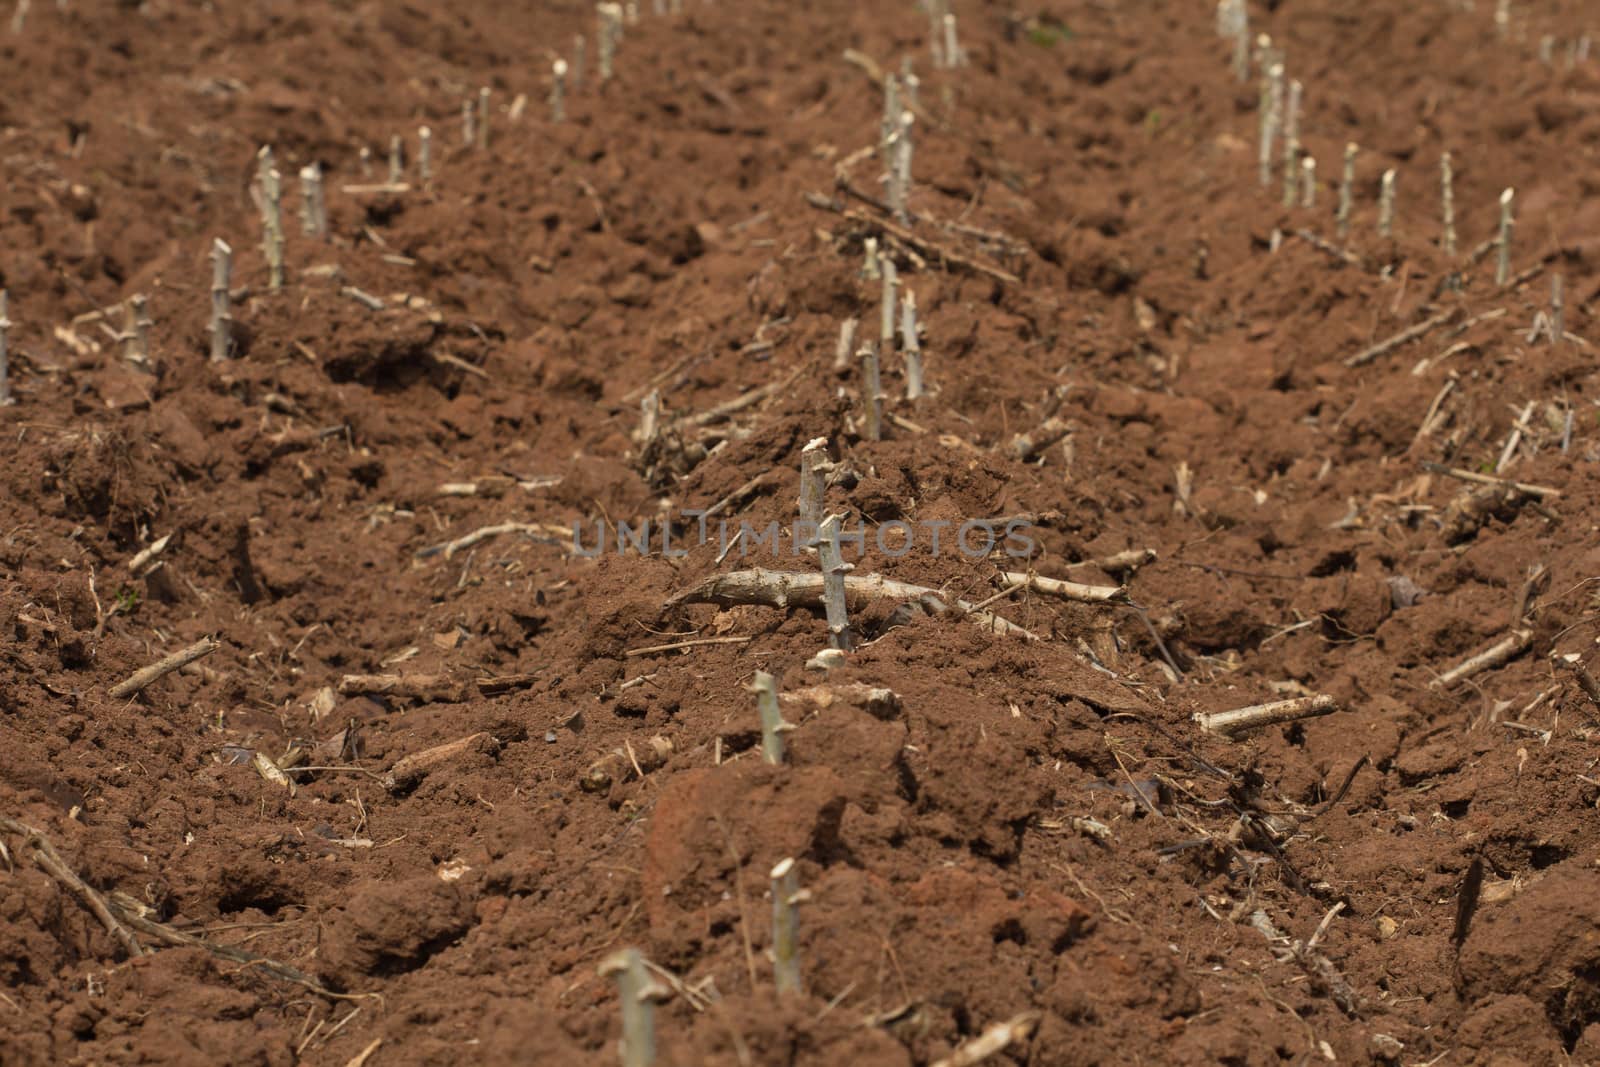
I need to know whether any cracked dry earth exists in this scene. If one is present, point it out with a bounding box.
[6,0,1600,1065]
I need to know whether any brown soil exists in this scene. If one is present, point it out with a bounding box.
[4,1,1600,1064]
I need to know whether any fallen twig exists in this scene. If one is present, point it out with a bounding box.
[1344,308,1459,368]
[105,890,364,1000]
[127,533,172,576]
[1195,694,1338,738]
[1248,909,1361,1016]
[677,366,806,430]
[998,570,1128,605]
[337,672,541,703]
[1553,652,1600,712]
[623,635,753,658]
[1294,229,1362,267]
[1010,416,1071,461]
[0,816,144,958]
[1076,548,1158,575]
[383,732,499,792]
[109,637,220,699]
[1429,629,1533,690]
[930,1012,1043,1067]
[340,182,410,195]
[341,286,385,312]
[668,568,1038,640]
[805,193,1020,285]
[416,521,568,560]
[1419,461,1559,499]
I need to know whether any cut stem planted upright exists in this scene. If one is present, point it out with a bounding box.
[597,948,660,1067]
[1440,151,1456,257]
[1337,142,1356,240]
[1378,169,1396,238]
[1496,188,1515,287]
[771,858,804,994]
[208,239,232,362]
[0,289,9,405]
[901,288,924,399]
[751,671,789,765]
[817,515,854,651]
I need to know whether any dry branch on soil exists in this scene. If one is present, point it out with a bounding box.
[1,816,368,1001]
[109,637,220,699]
[416,521,569,560]
[997,570,1128,604]
[1343,308,1459,368]
[668,568,1038,640]
[583,736,673,793]
[1248,909,1361,1017]
[337,672,539,703]
[804,192,1020,285]
[382,732,500,792]
[1194,694,1338,738]
[1429,629,1533,690]
[0,816,144,958]
[930,1012,1043,1067]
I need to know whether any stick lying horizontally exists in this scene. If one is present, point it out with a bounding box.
[1429,629,1532,690]
[668,568,1038,640]
[0,815,144,958]
[1194,693,1338,738]
[110,637,220,699]
[998,571,1128,604]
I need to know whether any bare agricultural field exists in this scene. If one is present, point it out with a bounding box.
[4,1,1600,1064]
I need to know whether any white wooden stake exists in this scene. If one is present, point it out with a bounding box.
[1552,273,1565,345]
[1440,151,1456,257]
[418,126,433,184]
[1230,2,1250,82]
[927,0,946,66]
[598,3,621,80]
[551,59,569,122]
[299,164,327,238]
[1377,168,1396,238]
[1337,142,1356,239]
[1281,79,1302,209]
[476,87,490,150]
[818,515,854,650]
[862,236,880,281]
[0,289,10,405]
[387,134,403,184]
[261,167,285,290]
[770,858,804,995]
[889,111,913,223]
[833,317,858,373]
[1300,157,1316,209]
[900,56,920,108]
[860,342,883,443]
[1496,188,1515,286]
[1260,63,1284,190]
[597,949,660,1067]
[901,288,924,399]
[942,13,962,68]
[880,257,897,355]
[798,437,831,527]
[751,671,790,765]
[208,239,232,362]
[127,293,152,369]
[880,74,900,169]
